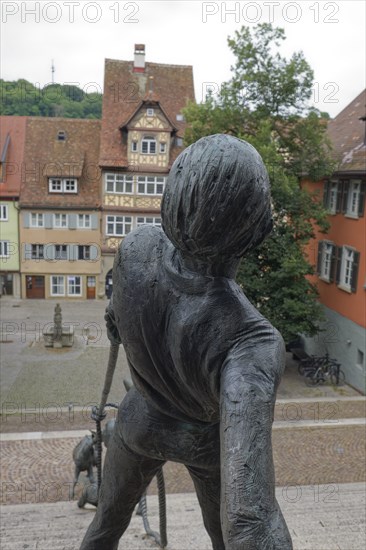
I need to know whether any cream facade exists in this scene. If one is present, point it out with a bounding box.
[20,209,101,299]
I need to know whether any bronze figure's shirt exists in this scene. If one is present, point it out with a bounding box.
[113,226,283,424]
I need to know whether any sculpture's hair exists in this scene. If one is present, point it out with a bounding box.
[161,134,273,261]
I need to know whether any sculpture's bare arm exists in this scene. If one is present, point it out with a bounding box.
[220,359,293,550]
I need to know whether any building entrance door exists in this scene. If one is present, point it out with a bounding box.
[26,276,45,299]
[0,273,13,296]
[87,276,96,299]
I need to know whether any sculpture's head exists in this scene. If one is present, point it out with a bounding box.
[161,134,273,262]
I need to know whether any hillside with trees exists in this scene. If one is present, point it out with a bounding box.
[0,79,102,118]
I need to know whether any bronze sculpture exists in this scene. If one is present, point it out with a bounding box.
[80,134,293,549]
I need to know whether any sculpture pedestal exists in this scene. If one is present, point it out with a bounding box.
[43,325,74,348]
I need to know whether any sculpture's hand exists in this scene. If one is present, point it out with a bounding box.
[220,340,293,550]
[104,299,122,346]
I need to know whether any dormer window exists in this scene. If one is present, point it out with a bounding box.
[131,141,138,152]
[146,108,154,117]
[49,178,78,193]
[141,136,156,154]
[57,131,66,141]
[176,114,184,121]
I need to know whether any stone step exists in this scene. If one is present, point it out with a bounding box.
[1,485,365,549]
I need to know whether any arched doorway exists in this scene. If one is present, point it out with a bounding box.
[105,269,113,298]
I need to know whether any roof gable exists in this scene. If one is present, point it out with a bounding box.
[122,100,177,133]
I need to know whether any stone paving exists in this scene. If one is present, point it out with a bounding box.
[1,416,365,506]
[1,298,365,548]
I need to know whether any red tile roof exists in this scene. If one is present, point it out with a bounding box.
[327,89,366,173]
[99,58,195,168]
[20,118,101,208]
[0,116,27,198]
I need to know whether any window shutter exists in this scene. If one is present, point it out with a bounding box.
[45,213,53,229]
[68,244,78,261]
[316,241,323,275]
[23,213,30,228]
[65,245,72,261]
[335,246,343,285]
[24,243,32,260]
[351,251,360,293]
[336,181,343,213]
[91,214,98,230]
[329,244,337,283]
[341,181,350,213]
[323,181,330,207]
[89,245,99,261]
[45,244,55,261]
[69,214,77,229]
[358,183,366,217]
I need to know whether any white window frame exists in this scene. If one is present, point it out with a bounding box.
[346,180,361,218]
[339,246,355,291]
[0,204,9,221]
[55,244,68,260]
[159,142,166,153]
[106,215,132,236]
[137,176,165,196]
[53,213,68,228]
[51,275,65,296]
[77,214,91,229]
[67,275,82,296]
[105,173,133,194]
[320,242,333,282]
[0,240,10,258]
[31,244,44,260]
[146,108,154,117]
[131,141,138,153]
[49,178,78,194]
[141,136,157,155]
[30,213,44,228]
[176,137,183,146]
[137,216,162,228]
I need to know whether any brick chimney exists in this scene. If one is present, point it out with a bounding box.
[133,44,145,73]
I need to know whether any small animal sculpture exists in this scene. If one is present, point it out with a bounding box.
[77,478,98,509]
[72,432,97,498]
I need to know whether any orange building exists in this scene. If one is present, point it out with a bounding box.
[303,90,366,393]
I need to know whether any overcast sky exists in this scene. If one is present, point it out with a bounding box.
[1,0,365,117]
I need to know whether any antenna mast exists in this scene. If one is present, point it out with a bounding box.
[51,60,55,84]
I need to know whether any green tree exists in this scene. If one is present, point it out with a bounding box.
[183,24,335,342]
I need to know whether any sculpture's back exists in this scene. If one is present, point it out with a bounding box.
[80,134,293,550]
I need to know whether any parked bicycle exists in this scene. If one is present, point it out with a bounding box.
[298,353,346,386]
